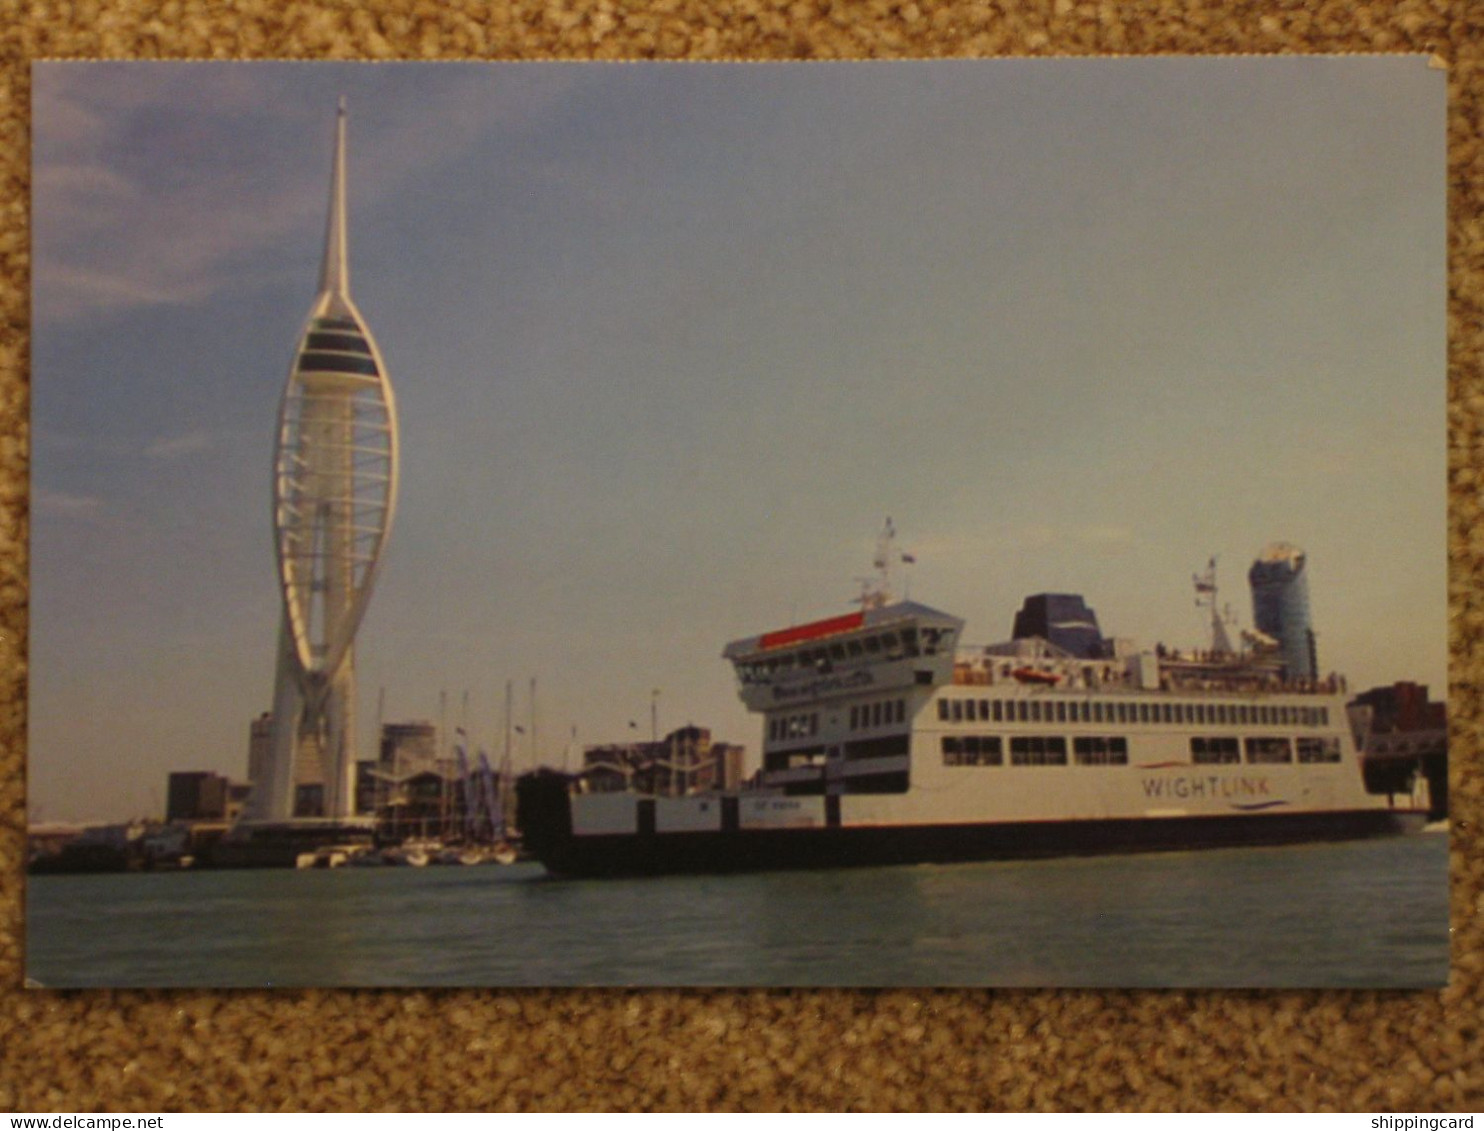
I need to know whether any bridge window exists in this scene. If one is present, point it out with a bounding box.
[900,627,920,657]
[764,745,826,773]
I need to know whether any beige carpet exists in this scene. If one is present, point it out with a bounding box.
[1,0,1480,1112]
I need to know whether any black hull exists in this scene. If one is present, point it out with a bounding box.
[526,805,1427,879]
[27,848,135,875]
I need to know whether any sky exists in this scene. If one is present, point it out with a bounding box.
[29,58,1446,823]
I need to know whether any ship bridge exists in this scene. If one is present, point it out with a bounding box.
[723,601,965,713]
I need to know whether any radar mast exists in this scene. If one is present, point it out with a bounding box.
[1193,556,1236,656]
[855,517,915,609]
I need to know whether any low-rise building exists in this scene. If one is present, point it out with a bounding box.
[167,771,249,823]
[579,725,746,796]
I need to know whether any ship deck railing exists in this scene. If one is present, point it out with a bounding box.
[950,649,1347,697]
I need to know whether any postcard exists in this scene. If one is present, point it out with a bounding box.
[27,57,1447,987]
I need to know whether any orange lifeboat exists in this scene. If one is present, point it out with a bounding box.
[1011,667,1061,686]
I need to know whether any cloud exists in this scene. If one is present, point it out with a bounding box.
[35,488,103,517]
[34,262,187,319]
[144,430,212,459]
[30,64,590,327]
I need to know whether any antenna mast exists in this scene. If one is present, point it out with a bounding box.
[857,517,897,609]
[1193,556,1235,655]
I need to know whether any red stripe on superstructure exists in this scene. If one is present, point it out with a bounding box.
[759,611,865,651]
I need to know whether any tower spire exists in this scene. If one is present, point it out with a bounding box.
[253,100,399,824]
[318,96,350,297]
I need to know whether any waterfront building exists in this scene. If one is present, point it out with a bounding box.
[376,769,474,842]
[26,822,85,862]
[354,759,379,816]
[379,721,439,777]
[246,712,274,796]
[579,725,745,796]
[166,771,250,823]
[1248,542,1317,681]
[247,101,400,823]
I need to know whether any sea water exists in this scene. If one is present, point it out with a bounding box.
[25,831,1449,988]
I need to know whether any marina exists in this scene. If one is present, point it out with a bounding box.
[26,830,1449,988]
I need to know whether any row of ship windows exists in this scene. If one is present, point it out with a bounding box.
[1192,736,1339,764]
[737,626,954,683]
[942,735,1127,767]
[937,696,1329,729]
[849,699,907,731]
[940,734,1342,767]
[770,699,909,741]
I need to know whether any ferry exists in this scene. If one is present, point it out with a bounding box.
[516,527,1429,878]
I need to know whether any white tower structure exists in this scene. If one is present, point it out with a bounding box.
[250,100,399,822]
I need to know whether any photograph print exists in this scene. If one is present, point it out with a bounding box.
[27,57,1447,987]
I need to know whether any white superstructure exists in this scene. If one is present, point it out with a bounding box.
[549,533,1425,855]
[724,600,1383,827]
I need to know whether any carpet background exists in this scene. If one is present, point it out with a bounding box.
[1,0,1480,1112]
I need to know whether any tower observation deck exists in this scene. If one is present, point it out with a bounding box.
[248,101,400,822]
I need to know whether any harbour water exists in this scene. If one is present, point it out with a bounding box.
[26,831,1448,988]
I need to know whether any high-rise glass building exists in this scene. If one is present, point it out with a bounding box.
[247,101,399,822]
[1248,543,1316,681]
